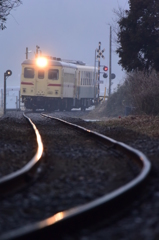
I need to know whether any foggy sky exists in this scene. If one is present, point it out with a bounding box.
[0,0,129,94]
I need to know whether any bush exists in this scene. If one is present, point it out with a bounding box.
[106,71,159,116]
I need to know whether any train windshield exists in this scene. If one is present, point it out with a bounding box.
[38,70,44,79]
[48,69,59,80]
[24,68,34,78]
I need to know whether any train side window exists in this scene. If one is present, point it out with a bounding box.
[48,69,59,80]
[38,70,44,79]
[24,68,34,78]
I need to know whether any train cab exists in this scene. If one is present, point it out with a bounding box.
[21,57,77,111]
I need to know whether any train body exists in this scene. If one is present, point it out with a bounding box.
[20,56,98,111]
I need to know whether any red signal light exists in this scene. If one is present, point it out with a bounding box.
[103,66,108,71]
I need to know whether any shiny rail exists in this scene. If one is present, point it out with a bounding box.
[1,113,151,240]
[0,113,44,197]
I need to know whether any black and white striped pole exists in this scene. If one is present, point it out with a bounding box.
[96,42,105,102]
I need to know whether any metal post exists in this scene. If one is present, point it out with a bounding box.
[109,26,112,96]
[94,49,97,99]
[95,42,105,102]
[19,90,20,111]
[1,89,3,108]
[98,42,101,102]
[26,47,28,59]
[4,73,6,114]
[15,93,19,111]
[104,87,106,101]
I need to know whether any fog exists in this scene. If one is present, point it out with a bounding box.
[0,0,129,95]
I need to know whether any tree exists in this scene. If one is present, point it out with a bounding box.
[116,0,159,72]
[0,0,22,30]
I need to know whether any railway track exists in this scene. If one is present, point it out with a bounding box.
[0,112,151,240]
[0,113,44,197]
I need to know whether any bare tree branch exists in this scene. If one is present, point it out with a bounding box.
[0,0,22,30]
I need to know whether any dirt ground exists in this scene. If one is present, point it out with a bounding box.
[83,102,159,138]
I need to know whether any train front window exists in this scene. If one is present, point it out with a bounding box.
[24,68,34,78]
[48,69,59,80]
[38,70,44,79]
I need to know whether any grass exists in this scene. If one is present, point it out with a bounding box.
[96,115,159,138]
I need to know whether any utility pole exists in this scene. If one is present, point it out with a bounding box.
[94,49,97,99]
[97,42,101,101]
[109,26,112,96]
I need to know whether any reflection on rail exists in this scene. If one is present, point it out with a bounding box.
[0,113,44,197]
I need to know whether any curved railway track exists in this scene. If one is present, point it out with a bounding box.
[0,113,151,240]
[0,113,44,197]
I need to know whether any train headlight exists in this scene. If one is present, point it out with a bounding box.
[36,57,48,68]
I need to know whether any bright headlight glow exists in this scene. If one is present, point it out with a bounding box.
[36,57,48,67]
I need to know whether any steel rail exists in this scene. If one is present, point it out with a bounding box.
[1,114,151,240]
[0,113,44,197]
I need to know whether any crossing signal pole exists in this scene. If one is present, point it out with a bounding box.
[96,42,105,102]
[103,66,108,100]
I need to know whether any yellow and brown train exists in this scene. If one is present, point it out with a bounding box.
[20,56,98,111]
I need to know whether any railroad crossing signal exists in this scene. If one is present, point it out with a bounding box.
[103,66,108,71]
[103,73,108,78]
[103,66,108,78]
[96,42,105,101]
[96,46,105,59]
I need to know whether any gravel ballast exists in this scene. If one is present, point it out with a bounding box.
[0,110,159,239]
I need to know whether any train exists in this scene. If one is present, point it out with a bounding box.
[20,52,98,111]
